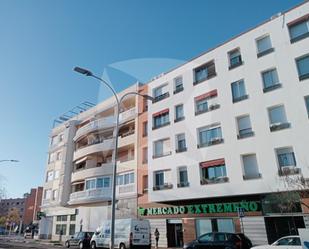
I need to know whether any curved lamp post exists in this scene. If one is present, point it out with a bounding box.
[74,66,153,249]
[0,160,19,163]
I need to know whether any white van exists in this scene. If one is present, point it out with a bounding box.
[90,218,151,249]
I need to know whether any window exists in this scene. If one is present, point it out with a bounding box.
[142,121,148,137]
[51,136,57,146]
[174,76,183,94]
[96,177,110,188]
[153,170,172,190]
[46,171,54,182]
[176,133,187,153]
[48,152,55,164]
[142,175,148,193]
[56,215,67,222]
[178,167,189,187]
[296,54,309,81]
[175,104,184,122]
[117,172,134,186]
[54,170,60,179]
[70,215,76,221]
[69,224,76,236]
[289,18,309,43]
[52,189,58,200]
[153,84,169,103]
[142,147,148,164]
[276,147,296,168]
[200,159,227,184]
[231,80,248,103]
[155,171,164,187]
[242,154,260,180]
[194,61,216,84]
[56,224,67,235]
[85,179,96,190]
[262,68,281,92]
[153,138,171,158]
[56,152,62,161]
[153,110,170,129]
[195,90,219,115]
[305,96,309,116]
[228,48,243,69]
[44,189,51,200]
[256,35,274,57]
[237,115,254,139]
[268,105,290,131]
[198,124,223,147]
[59,134,64,142]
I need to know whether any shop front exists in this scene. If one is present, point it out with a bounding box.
[138,196,264,247]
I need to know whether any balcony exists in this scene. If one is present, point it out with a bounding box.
[278,166,301,176]
[152,92,170,103]
[153,183,173,191]
[68,188,112,205]
[200,176,229,185]
[74,108,137,141]
[116,184,136,197]
[71,163,113,182]
[73,139,115,161]
[270,122,291,132]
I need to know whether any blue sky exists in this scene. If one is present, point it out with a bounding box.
[0,0,302,198]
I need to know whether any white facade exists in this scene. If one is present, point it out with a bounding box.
[147,2,309,203]
[40,84,141,240]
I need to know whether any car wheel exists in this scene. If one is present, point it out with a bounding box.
[65,241,70,248]
[91,241,96,249]
[79,242,84,249]
[120,243,126,249]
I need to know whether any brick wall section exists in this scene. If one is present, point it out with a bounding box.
[183,218,196,244]
[137,84,149,205]
[23,187,43,225]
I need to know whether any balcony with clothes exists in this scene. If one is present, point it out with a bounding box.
[73,122,135,161]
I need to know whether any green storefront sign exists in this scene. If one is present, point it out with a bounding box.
[138,200,260,216]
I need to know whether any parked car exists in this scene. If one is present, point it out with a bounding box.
[90,218,151,249]
[0,227,6,235]
[183,232,250,249]
[251,236,301,249]
[65,231,94,249]
[237,233,253,249]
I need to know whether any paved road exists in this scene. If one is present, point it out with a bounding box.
[0,238,61,249]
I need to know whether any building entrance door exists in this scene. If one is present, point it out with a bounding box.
[167,219,183,248]
[264,216,305,244]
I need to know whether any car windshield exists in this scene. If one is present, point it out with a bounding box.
[73,232,79,238]
[274,237,300,246]
[199,233,213,243]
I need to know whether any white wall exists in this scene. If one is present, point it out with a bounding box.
[147,2,309,202]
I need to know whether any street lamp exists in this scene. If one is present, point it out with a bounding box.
[0,160,19,163]
[74,66,153,249]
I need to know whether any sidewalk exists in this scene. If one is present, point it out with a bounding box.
[0,235,63,247]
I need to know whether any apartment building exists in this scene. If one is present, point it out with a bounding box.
[40,83,142,240]
[138,1,309,247]
[0,197,25,221]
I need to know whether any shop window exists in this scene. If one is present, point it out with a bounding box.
[56,224,67,235]
[69,224,76,236]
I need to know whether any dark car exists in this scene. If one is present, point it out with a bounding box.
[183,232,251,249]
[237,233,253,249]
[65,231,94,249]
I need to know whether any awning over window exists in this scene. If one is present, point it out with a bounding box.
[200,158,225,168]
[195,89,218,101]
[287,13,309,26]
[152,108,169,117]
[75,156,88,164]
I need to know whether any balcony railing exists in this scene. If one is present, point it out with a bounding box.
[69,188,112,204]
[74,107,137,141]
[200,176,229,185]
[153,183,173,191]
